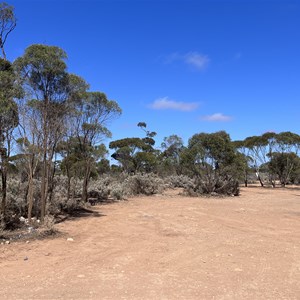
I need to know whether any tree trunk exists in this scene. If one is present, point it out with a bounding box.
[67,175,71,202]
[244,170,248,187]
[27,174,34,222]
[82,162,91,202]
[1,161,7,223]
[0,41,7,60]
[256,171,264,187]
[40,101,49,223]
[40,155,48,222]
[48,162,56,205]
[0,146,7,226]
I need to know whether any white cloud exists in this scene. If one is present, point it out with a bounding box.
[201,113,232,122]
[165,51,210,70]
[149,97,199,112]
[184,52,210,70]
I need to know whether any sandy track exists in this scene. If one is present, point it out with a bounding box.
[1,187,300,299]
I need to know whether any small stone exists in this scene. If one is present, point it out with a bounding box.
[26,241,30,244]
[77,274,85,278]
[67,238,74,242]
[5,240,10,245]
[24,256,28,261]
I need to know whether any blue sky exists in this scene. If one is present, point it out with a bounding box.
[6,0,300,156]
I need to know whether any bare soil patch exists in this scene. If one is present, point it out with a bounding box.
[1,187,300,299]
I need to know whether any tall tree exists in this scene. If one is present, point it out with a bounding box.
[16,96,42,222]
[160,134,184,175]
[110,122,157,174]
[243,134,273,186]
[268,132,300,186]
[72,91,121,202]
[0,2,16,60]
[181,131,241,194]
[14,44,74,222]
[232,140,253,187]
[0,58,19,223]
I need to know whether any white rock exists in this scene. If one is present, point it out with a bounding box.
[5,241,10,244]
[67,238,74,242]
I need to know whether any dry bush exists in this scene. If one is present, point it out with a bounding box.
[88,176,112,200]
[185,177,240,197]
[123,173,165,196]
[165,175,195,189]
[48,176,83,214]
[110,182,125,200]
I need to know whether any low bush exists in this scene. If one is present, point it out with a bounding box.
[123,173,165,196]
[185,177,240,197]
[166,175,195,189]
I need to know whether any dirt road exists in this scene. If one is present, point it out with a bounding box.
[1,187,300,299]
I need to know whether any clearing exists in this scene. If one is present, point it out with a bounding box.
[1,187,300,299]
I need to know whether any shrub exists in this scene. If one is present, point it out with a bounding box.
[185,177,240,197]
[88,177,111,200]
[123,173,164,196]
[166,175,195,189]
[110,183,124,200]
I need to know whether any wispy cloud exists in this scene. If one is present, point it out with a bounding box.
[149,97,199,112]
[165,51,210,71]
[201,113,232,122]
[184,52,210,70]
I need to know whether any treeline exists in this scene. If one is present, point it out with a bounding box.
[1,3,300,229]
[109,129,300,189]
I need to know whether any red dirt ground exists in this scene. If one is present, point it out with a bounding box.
[1,187,300,299]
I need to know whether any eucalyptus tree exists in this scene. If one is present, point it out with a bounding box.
[181,131,241,195]
[0,2,16,60]
[109,137,158,174]
[275,132,300,155]
[0,58,19,222]
[160,134,185,176]
[268,132,300,186]
[244,132,300,187]
[243,133,277,186]
[110,122,158,174]
[14,44,79,221]
[232,140,253,187]
[72,91,121,202]
[269,152,300,186]
[16,96,42,222]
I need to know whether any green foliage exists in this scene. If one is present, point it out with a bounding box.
[181,131,241,195]
[159,134,185,176]
[238,131,300,186]
[110,122,158,174]
[0,58,19,131]
[269,152,300,186]
[0,2,16,59]
[14,44,69,101]
[96,158,111,175]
